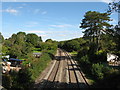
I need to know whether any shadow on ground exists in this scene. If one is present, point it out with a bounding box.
[33,79,89,90]
[31,55,89,90]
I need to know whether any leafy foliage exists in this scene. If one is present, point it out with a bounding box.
[2,31,58,89]
[80,11,112,51]
[91,63,104,80]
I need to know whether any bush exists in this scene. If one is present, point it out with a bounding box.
[29,52,51,80]
[95,50,107,62]
[29,47,57,80]
[77,46,89,58]
[79,55,90,65]
[94,70,120,88]
[91,63,104,80]
[2,74,12,89]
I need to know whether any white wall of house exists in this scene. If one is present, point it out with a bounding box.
[107,53,118,62]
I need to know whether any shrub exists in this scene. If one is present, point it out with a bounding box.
[77,46,89,58]
[79,55,90,65]
[91,63,104,80]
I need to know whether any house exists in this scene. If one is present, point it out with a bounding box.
[107,53,119,66]
[2,55,10,59]
[107,53,119,62]
[33,52,42,58]
[2,61,11,73]
[8,58,24,67]
[2,58,23,73]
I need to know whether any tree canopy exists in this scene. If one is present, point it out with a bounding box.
[80,11,112,50]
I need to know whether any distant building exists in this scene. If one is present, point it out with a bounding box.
[33,52,42,58]
[107,53,120,66]
[107,53,118,62]
[8,58,24,67]
[2,61,11,73]
[2,55,10,59]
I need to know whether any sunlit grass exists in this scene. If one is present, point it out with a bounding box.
[69,51,78,56]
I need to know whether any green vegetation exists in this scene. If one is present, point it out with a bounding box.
[1,1,120,89]
[59,10,120,88]
[69,51,77,56]
[2,32,57,89]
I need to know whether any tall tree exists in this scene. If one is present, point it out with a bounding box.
[45,39,53,43]
[80,11,112,50]
[108,1,120,34]
[26,33,39,46]
[16,32,26,45]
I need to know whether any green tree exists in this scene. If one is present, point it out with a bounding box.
[65,40,80,51]
[0,32,4,43]
[91,63,104,80]
[80,11,112,50]
[39,36,43,42]
[45,39,53,43]
[26,33,40,46]
[16,32,26,45]
[8,44,22,58]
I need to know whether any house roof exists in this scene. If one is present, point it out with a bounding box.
[9,58,24,61]
[33,53,42,55]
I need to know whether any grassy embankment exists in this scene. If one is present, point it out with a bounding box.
[25,48,57,80]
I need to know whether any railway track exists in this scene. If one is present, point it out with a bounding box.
[63,50,89,88]
[34,48,89,89]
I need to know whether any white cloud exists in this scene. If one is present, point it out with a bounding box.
[2,8,19,15]
[18,7,23,9]
[22,3,27,6]
[33,9,47,15]
[34,9,47,15]
[110,18,118,25]
[25,21,39,27]
[25,30,45,34]
[34,9,40,14]
[40,34,47,37]
[49,24,73,28]
[100,0,112,4]
[41,11,47,15]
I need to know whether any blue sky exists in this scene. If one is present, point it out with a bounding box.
[2,2,118,41]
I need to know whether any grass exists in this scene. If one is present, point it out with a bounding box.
[30,53,51,80]
[69,51,78,56]
[32,48,41,53]
[29,48,57,80]
[33,51,41,53]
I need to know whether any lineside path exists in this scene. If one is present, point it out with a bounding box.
[34,48,89,89]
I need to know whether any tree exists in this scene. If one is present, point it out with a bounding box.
[16,32,26,45]
[80,11,112,50]
[107,1,120,34]
[107,1,120,56]
[39,36,43,42]
[8,44,22,58]
[91,63,104,80]
[26,33,39,46]
[66,40,80,51]
[0,32,4,43]
[45,39,53,43]
[107,1,120,14]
